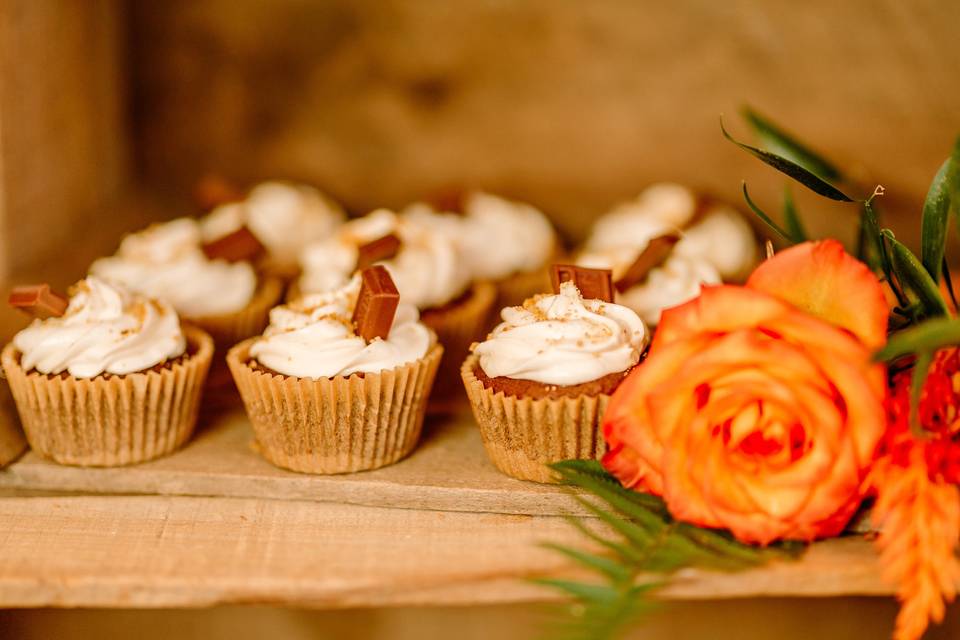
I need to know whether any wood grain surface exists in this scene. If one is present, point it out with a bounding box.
[0,494,889,609]
[0,410,598,517]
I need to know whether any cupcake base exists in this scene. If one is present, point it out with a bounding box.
[228,339,442,474]
[190,274,284,405]
[420,281,497,412]
[1,325,214,467]
[461,355,609,483]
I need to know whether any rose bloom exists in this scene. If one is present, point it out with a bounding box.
[603,241,889,544]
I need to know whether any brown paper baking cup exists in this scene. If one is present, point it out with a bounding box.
[1,325,214,467]
[420,281,497,411]
[189,275,284,405]
[491,239,565,310]
[461,354,608,483]
[228,339,443,474]
[494,266,552,310]
[190,275,284,348]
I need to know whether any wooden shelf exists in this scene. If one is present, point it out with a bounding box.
[0,409,895,609]
[0,410,596,518]
[0,493,888,609]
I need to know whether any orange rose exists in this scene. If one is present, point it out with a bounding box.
[603,241,888,544]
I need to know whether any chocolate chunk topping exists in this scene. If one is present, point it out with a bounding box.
[613,233,680,293]
[201,226,265,263]
[8,284,69,319]
[425,186,468,214]
[356,233,402,270]
[351,266,401,342]
[551,264,614,302]
[193,174,244,211]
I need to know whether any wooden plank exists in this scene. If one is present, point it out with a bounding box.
[0,411,599,518]
[0,0,130,278]
[0,494,890,609]
[0,382,26,469]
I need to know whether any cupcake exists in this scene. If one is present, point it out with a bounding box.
[578,183,758,325]
[297,208,495,408]
[201,180,345,281]
[462,275,649,482]
[2,277,213,466]
[577,244,721,327]
[404,191,559,308]
[89,218,283,391]
[228,268,442,474]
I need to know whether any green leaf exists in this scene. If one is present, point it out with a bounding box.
[541,543,633,583]
[532,578,621,603]
[741,106,843,182]
[909,350,934,436]
[561,516,646,565]
[781,185,808,242]
[741,183,800,244]
[874,316,960,362]
[863,199,907,307]
[883,230,950,319]
[943,258,959,310]
[574,497,659,547]
[920,158,957,282]
[721,116,855,202]
[551,460,669,518]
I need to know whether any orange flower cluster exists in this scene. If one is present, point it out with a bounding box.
[603,240,889,544]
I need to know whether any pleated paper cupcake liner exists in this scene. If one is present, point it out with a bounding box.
[189,275,284,405]
[1,325,214,467]
[190,275,284,349]
[420,281,497,412]
[228,339,443,474]
[461,354,609,483]
[494,265,552,310]
[492,240,565,310]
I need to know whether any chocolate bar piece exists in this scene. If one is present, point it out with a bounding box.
[193,174,244,211]
[352,266,401,342]
[8,284,68,319]
[426,186,467,214]
[202,226,265,263]
[356,234,401,270]
[614,234,680,293]
[551,264,614,302]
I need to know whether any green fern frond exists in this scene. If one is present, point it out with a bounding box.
[537,460,805,640]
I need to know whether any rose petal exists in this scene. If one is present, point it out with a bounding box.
[747,240,888,349]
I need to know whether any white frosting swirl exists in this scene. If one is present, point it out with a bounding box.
[250,275,433,378]
[586,183,697,251]
[577,247,720,326]
[586,184,757,285]
[90,218,257,318]
[201,181,344,266]
[13,277,186,378]
[297,209,471,310]
[474,281,648,386]
[404,191,555,281]
[674,205,758,281]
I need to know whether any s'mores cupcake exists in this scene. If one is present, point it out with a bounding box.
[462,266,648,482]
[297,208,495,408]
[2,277,213,466]
[90,217,283,348]
[200,180,345,281]
[579,183,758,325]
[404,190,560,309]
[229,267,442,474]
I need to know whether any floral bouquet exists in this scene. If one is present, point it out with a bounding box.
[543,109,960,640]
